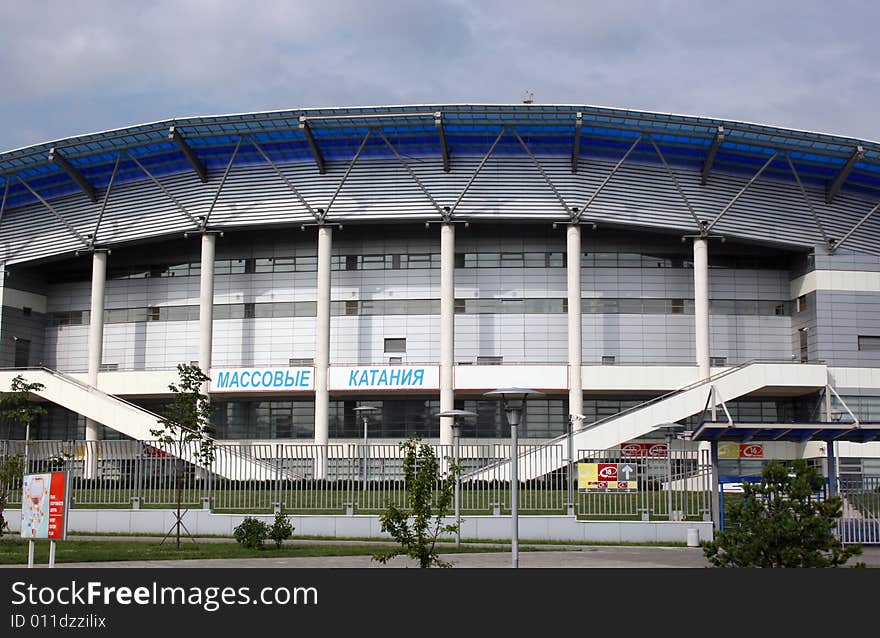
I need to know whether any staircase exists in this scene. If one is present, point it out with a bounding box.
[465,361,828,481]
[0,367,299,480]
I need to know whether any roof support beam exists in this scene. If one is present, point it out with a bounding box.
[510,126,572,219]
[785,152,830,246]
[575,134,642,222]
[0,178,9,225]
[92,152,122,243]
[826,145,864,204]
[705,150,778,234]
[449,127,507,217]
[48,147,97,203]
[434,112,450,173]
[248,135,322,224]
[299,117,326,175]
[647,135,701,228]
[700,126,724,185]
[571,112,583,174]
[168,126,208,184]
[324,128,372,220]
[15,175,90,247]
[125,151,201,228]
[830,199,880,252]
[375,128,445,217]
[204,136,243,226]
[772,428,793,441]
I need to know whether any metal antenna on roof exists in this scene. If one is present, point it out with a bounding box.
[522,91,534,105]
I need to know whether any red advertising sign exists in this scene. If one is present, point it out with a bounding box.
[21,472,69,540]
[597,464,618,481]
[740,444,764,458]
[621,442,668,458]
[47,472,66,540]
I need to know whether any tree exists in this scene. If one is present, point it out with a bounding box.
[150,364,215,550]
[0,375,47,441]
[703,459,863,568]
[0,375,46,536]
[373,437,459,568]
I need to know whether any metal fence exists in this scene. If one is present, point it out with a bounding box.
[838,474,880,545]
[1,439,715,520]
[575,448,713,521]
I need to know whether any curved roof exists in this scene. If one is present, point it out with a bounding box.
[0,103,879,264]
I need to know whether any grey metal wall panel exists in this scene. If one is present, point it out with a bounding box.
[4,154,880,266]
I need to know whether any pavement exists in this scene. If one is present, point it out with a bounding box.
[4,537,878,568]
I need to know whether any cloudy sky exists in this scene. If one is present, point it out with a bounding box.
[1,0,877,151]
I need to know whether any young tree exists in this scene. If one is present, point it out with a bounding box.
[373,437,459,568]
[0,375,46,536]
[703,459,863,568]
[150,364,215,550]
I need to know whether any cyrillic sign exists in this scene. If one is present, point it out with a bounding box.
[330,366,440,390]
[210,367,314,392]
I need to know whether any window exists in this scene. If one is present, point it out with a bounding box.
[858,336,880,351]
[796,295,808,313]
[384,338,406,353]
[345,300,359,316]
[388,357,403,364]
[289,358,314,366]
[601,355,616,365]
[99,363,119,371]
[345,255,359,271]
[476,356,503,365]
[13,338,29,367]
[670,299,685,315]
[710,357,727,366]
[22,307,32,317]
[244,303,256,319]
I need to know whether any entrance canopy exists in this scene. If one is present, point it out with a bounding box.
[691,421,880,444]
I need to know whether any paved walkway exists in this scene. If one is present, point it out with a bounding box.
[6,543,877,568]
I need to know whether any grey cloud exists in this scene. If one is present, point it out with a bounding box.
[0,0,877,150]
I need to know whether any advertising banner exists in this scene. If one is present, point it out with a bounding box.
[21,472,69,540]
[718,443,764,459]
[577,463,638,492]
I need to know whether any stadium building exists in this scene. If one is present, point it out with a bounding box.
[1,103,879,486]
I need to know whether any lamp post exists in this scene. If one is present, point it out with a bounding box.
[654,422,687,521]
[483,388,543,568]
[353,406,379,496]
[437,409,477,547]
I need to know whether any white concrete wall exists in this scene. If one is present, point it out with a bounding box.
[5,509,713,544]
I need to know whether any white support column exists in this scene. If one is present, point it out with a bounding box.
[314,226,332,477]
[694,237,714,524]
[198,232,216,387]
[693,238,710,380]
[85,250,107,479]
[567,224,583,419]
[439,223,455,446]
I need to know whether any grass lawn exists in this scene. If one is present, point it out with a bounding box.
[0,537,525,565]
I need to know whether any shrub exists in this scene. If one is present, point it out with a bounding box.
[233,516,270,549]
[268,513,295,548]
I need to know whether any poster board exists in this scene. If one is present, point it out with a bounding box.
[20,471,70,541]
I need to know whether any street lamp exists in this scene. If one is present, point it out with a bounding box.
[353,405,380,495]
[653,422,687,521]
[436,409,477,547]
[483,388,543,568]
